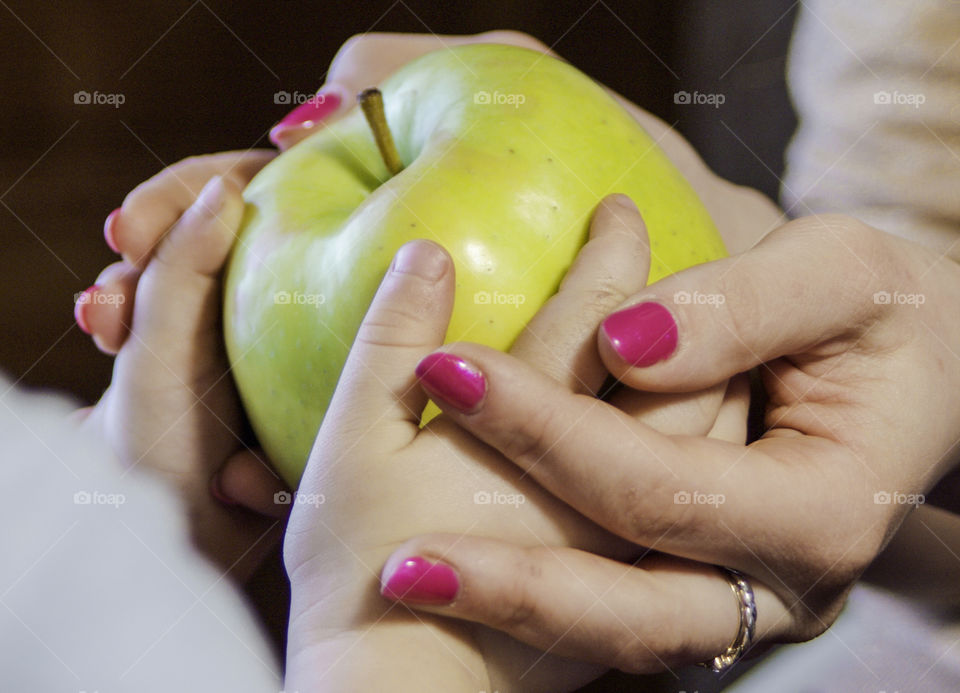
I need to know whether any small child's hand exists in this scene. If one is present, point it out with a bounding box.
[77,152,286,582]
[283,196,748,692]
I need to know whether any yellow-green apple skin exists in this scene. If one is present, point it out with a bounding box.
[224,44,726,487]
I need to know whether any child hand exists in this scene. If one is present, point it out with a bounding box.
[77,155,287,582]
[283,196,748,692]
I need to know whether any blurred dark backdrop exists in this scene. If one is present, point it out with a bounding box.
[0,0,797,404]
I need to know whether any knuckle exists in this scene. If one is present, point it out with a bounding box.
[616,474,684,545]
[474,30,550,54]
[354,302,432,349]
[498,396,558,468]
[334,33,373,62]
[486,550,542,632]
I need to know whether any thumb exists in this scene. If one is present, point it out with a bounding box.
[315,240,454,451]
[598,215,890,391]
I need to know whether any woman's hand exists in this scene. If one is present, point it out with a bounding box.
[379,214,960,671]
[282,197,749,692]
[77,157,288,582]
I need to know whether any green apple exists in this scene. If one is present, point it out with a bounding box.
[224,44,726,487]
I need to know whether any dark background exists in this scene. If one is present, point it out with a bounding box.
[0,0,797,405]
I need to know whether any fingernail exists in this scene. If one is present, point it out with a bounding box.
[381,556,459,604]
[193,176,226,217]
[209,474,238,506]
[268,90,343,147]
[104,208,122,254]
[391,240,448,280]
[611,193,637,212]
[415,352,486,413]
[74,285,101,335]
[601,301,678,367]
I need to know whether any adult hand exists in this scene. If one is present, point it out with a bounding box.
[380,214,960,671]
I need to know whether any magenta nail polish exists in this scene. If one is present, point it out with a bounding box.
[74,285,101,335]
[103,208,121,254]
[601,302,678,367]
[268,91,342,146]
[381,557,459,604]
[415,352,486,413]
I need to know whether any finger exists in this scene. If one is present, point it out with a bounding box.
[607,383,727,436]
[380,534,790,673]
[508,194,650,394]
[114,150,274,266]
[211,448,290,519]
[707,374,750,444]
[74,264,140,354]
[412,342,813,570]
[271,31,556,151]
[123,175,242,371]
[311,240,455,455]
[85,262,139,354]
[597,215,891,392]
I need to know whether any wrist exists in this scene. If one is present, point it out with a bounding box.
[286,572,490,692]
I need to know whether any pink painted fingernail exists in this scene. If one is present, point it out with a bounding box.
[268,90,342,147]
[74,285,102,335]
[601,302,678,367]
[415,353,487,413]
[381,556,459,604]
[104,208,121,254]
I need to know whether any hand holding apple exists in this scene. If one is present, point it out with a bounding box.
[225,43,729,486]
[283,197,752,692]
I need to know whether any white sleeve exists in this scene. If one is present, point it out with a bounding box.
[0,373,281,692]
[783,0,960,254]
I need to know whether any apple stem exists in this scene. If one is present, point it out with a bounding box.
[358,88,404,176]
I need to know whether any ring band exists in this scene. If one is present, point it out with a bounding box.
[701,567,757,673]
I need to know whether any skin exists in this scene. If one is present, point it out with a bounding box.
[227,43,728,487]
[385,214,960,668]
[76,30,792,692]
